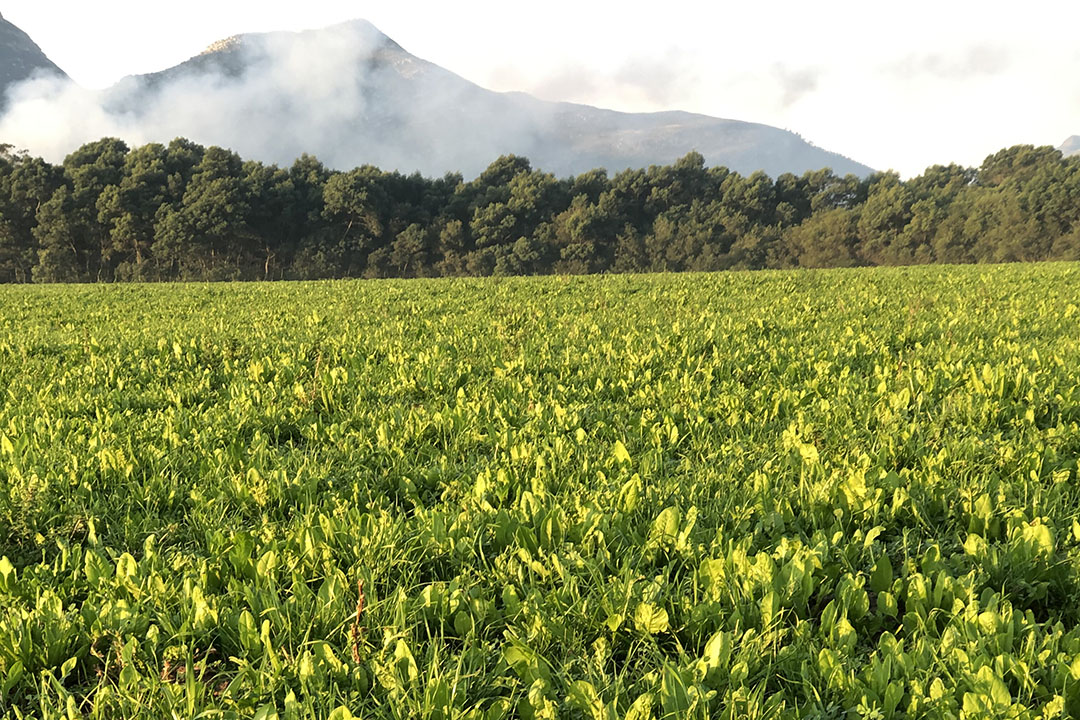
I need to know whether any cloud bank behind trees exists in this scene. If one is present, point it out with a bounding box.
[0,19,873,179]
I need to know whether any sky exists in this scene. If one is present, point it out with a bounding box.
[3,0,1078,177]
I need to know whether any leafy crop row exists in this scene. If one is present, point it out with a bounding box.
[2,265,1080,718]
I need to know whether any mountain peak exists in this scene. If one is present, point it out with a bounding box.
[6,16,874,179]
[1060,136,1080,157]
[199,35,244,57]
[195,18,402,58]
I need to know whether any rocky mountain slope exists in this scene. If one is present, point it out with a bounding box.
[2,17,874,178]
[0,13,68,110]
[104,19,873,178]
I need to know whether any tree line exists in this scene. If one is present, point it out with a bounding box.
[0,138,1077,283]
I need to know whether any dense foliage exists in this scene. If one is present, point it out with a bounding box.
[0,139,1078,282]
[3,266,1080,718]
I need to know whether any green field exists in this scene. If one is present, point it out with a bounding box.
[3,265,1080,719]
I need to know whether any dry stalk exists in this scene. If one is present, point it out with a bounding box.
[350,578,366,663]
[307,348,323,406]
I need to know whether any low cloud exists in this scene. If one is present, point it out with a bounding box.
[611,50,699,108]
[772,64,821,108]
[0,20,570,177]
[505,48,701,111]
[885,44,1011,80]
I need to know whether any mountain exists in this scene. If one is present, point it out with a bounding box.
[1060,136,1080,157]
[0,13,68,110]
[102,19,873,178]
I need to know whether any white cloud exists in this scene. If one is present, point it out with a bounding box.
[2,0,1079,176]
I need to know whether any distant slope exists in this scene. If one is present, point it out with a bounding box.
[1060,136,1080,157]
[0,13,68,110]
[105,19,874,178]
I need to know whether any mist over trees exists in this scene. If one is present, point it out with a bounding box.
[0,138,1078,283]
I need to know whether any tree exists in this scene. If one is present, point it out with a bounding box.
[63,137,130,280]
[470,169,562,250]
[33,186,83,282]
[2,133,1078,284]
[152,146,249,280]
[613,224,648,273]
[978,145,1061,187]
[784,208,860,268]
[244,161,298,279]
[323,165,391,274]
[551,194,620,274]
[97,143,169,280]
[857,173,915,265]
[389,223,433,277]
[3,154,63,282]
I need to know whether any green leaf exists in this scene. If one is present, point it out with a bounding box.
[239,610,259,653]
[863,525,884,548]
[697,558,725,599]
[1069,654,1080,681]
[59,657,78,680]
[2,660,23,694]
[1020,522,1054,559]
[660,665,692,716]
[975,666,1011,709]
[703,631,732,671]
[760,590,779,626]
[618,474,642,514]
[0,556,15,590]
[567,680,604,720]
[84,550,111,586]
[297,652,315,682]
[253,705,280,720]
[650,506,681,546]
[503,640,550,684]
[613,440,631,465]
[869,555,893,593]
[393,639,418,686]
[623,693,653,720]
[115,552,138,580]
[634,603,670,634]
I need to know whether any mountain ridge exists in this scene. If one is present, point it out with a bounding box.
[4,17,874,179]
[106,19,874,178]
[0,13,69,110]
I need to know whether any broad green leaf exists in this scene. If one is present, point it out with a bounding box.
[634,603,670,634]
[567,680,604,720]
[650,506,681,546]
[975,666,1011,709]
[703,631,732,670]
[660,665,692,716]
[393,639,418,686]
[253,705,280,720]
[623,693,653,720]
[619,474,643,514]
[0,556,15,589]
[869,555,893,593]
[59,657,78,680]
